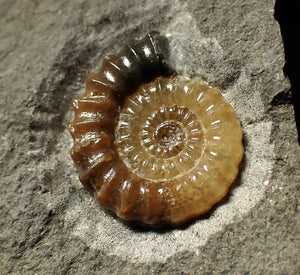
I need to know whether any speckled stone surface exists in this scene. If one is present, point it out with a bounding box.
[0,0,299,274]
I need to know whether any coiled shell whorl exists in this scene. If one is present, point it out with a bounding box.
[69,32,244,226]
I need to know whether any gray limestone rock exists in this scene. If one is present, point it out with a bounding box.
[0,0,299,274]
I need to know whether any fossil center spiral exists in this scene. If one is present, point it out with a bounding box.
[116,79,206,182]
[154,120,185,157]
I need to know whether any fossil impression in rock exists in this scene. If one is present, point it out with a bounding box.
[69,32,244,226]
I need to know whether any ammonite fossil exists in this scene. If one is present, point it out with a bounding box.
[69,32,243,226]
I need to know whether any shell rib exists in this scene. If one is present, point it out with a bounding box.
[69,33,243,226]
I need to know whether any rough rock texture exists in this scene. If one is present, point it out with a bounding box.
[0,0,299,274]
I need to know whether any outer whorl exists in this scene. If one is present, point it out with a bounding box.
[69,32,244,226]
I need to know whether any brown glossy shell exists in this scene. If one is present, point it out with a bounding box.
[69,33,243,226]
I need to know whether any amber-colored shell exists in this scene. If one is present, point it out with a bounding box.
[69,33,243,226]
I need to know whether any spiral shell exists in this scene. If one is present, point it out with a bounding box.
[69,32,243,226]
